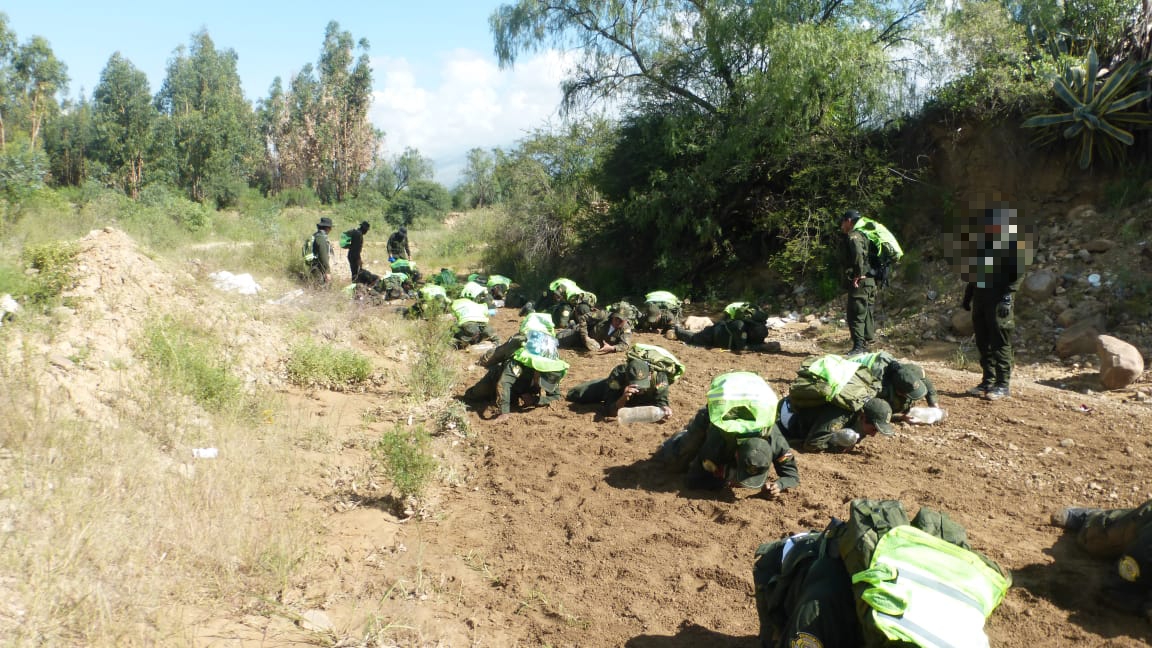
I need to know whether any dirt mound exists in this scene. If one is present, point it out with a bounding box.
[4,227,289,427]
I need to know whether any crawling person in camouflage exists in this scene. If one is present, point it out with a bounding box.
[463,315,568,422]
[849,351,939,418]
[449,297,500,349]
[559,302,633,353]
[656,371,798,498]
[774,395,894,453]
[634,290,682,333]
[565,343,684,420]
[1050,500,1152,619]
[673,302,772,353]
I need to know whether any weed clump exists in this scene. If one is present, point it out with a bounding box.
[21,241,79,306]
[139,317,246,413]
[373,424,438,500]
[286,340,372,389]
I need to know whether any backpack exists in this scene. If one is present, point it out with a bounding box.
[302,232,318,262]
[339,230,353,249]
[755,499,1010,648]
[789,355,878,412]
[626,343,686,384]
[854,218,903,286]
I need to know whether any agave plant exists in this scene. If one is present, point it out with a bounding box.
[1023,47,1152,169]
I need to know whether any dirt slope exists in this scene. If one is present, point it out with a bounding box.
[278,306,1152,648]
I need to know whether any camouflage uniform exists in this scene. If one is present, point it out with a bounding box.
[773,396,894,453]
[1053,500,1152,616]
[463,322,567,415]
[841,213,877,354]
[634,291,682,333]
[661,407,799,492]
[963,209,1023,399]
[851,352,938,415]
[559,307,633,352]
[565,357,671,415]
[674,302,769,352]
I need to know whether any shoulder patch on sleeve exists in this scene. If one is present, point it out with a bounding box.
[791,632,823,648]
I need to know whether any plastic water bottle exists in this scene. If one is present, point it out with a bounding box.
[192,447,219,459]
[617,406,665,425]
[907,406,946,425]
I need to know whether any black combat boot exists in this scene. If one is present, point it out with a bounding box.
[1050,507,1093,530]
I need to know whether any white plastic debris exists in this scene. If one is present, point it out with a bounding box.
[906,407,947,425]
[208,271,261,295]
[191,447,219,459]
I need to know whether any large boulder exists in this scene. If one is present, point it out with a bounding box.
[1056,317,1105,358]
[950,310,974,336]
[1097,335,1145,390]
[1020,270,1059,302]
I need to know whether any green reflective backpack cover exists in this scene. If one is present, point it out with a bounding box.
[790,355,879,412]
[339,230,353,249]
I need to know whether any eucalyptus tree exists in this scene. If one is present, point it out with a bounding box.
[42,96,93,187]
[0,14,16,148]
[154,30,257,205]
[315,21,376,202]
[92,53,155,198]
[11,35,67,150]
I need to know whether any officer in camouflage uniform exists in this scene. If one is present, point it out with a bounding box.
[387,225,411,260]
[406,284,449,319]
[307,217,335,286]
[634,290,682,333]
[450,297,500,349]
[560,303,633,353]
[1051,500,1152,618]
[486,274,513,302]
[673,302,770,352]
[463,315,568,422]
[566,356,673,420]
[773,395,894,453]
[375,272,415,300]
[840,210,877,356]
[850,351,938,417]
[460,279,496,308]
[963,208,1022,401]
[657,372,799,498]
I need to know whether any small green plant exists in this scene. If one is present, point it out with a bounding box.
[1023,48,1152,169]
[286,340,372,389]
[21,241,79,305]
[373,424,438,499]
[406,317,457,400]
[139,317,246,413]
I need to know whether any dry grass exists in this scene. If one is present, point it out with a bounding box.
[0,330,318,646]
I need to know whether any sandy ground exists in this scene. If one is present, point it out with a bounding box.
[247,305,1152,648]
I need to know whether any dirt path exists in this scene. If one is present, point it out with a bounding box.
[274,306,1152,648]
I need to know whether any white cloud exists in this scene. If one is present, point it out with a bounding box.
[370,49,572,186]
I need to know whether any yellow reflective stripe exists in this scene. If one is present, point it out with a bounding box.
[645,290,679,306]
[461,281,487,300]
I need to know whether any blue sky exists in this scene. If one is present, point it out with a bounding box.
[3,1,569,184]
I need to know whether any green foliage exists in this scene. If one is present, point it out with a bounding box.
[0,140,47,205]
[139,317,246,413]
[92,53,155,198]
[1022,48,1152,169]
[387,179,451,227]
[406,317,457,401]
[929,0,1056,120]
[286,340,372,389]
[372,425,437,500]
[20,240,78,305]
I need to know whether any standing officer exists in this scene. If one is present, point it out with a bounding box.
[307,217,334,286]
[962,207,1021,401]
[344,220,370,280]
[839,210,877,356]
[387,225,412,260]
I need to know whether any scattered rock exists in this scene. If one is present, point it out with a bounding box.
[950,310,973,337]
[1060,438,1075,448]
[1055,318,1103,358]
[1082,239,1116,253]
[1076,249,1092,262]
[1020,270,1059,302]
[1097,335,1145,390]
[298,609,334,633]
[682,315,712,332]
